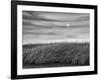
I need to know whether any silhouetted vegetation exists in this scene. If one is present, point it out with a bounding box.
[23,42,89,68]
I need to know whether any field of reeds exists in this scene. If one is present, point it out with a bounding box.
[23,42,90,68]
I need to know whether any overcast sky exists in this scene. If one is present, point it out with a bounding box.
[22,11,90,44]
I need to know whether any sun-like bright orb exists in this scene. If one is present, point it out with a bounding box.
[66,24,70,27]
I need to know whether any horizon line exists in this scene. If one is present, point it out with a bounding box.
[23,39,90,45]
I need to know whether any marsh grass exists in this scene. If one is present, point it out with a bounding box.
[23,42,89,68]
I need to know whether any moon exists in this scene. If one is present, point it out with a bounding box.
[66,24,70,27]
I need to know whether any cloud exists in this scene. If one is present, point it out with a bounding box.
[22,11,90,44]
[76,15,90,21]
[23,11,89,22]
[66,35,78,38]
[23,19,89,30]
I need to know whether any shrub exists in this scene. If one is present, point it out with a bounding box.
[23,42,89,66]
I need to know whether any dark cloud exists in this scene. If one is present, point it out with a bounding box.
[66,35,78,38]
[23,31,58,36]
[23,11,89,22]
[76,15,90,21]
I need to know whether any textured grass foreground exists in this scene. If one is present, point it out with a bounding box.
[23,42,90,68]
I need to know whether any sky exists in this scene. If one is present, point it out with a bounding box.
[22,11,90,44]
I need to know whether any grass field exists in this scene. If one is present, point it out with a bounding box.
[23,42,90,69]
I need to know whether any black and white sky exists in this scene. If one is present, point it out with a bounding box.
[22,11,90,44]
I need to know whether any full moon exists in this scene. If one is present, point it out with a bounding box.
[66,24,70,27]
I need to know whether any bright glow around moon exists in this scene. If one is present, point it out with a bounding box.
[66,24,70,27]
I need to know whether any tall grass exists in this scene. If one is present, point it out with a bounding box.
[23,42,89,67]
